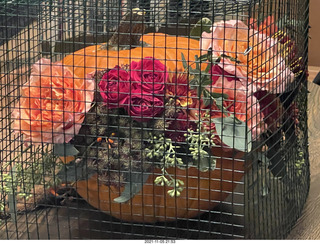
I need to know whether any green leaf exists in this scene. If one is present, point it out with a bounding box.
[199,53,209,62]
[181,52,188,70]
[204,64,211,73]
[197,85,202,98]
[208,55,221,65]
[113,171,150,203]
[190,17,212,40]
[202,90,229,107]
[53,143,79,156]
[195,60,200,71]
[189,77,199,88]
[201,75,212,86]
[202,89,212,107]
[220,54,241,64]
[202,97,211,107]
[212,117,252,152]
[209,91,228,99]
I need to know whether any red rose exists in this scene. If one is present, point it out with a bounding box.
[210,65,236,84]
[130,57,167,94]
[99,66,130,108]
[123,91,165,122]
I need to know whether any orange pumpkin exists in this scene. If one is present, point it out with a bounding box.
[76,147,244,223]
[62,33,245,222]
[62,33,201,78]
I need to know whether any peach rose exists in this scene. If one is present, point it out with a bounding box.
[12,58,95,144]
[200,20,294,94]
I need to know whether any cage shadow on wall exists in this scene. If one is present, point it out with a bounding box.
[0,0,310,239]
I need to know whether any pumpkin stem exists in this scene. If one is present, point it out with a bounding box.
[100,8,146,50]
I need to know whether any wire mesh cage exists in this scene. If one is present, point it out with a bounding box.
[0,0,310,239]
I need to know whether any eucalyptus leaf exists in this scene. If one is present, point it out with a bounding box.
[56,159,96,183]
[197,154,216,172]
[53,143,79,156]
[190,17,212,40]
[202,90,228,107]
[213,117,252,152]
[215,97,224,109]
[113,171,150,203]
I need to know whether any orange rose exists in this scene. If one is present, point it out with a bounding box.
[200,20,294,93]
[12,58,95,144]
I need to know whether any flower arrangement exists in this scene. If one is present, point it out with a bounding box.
[70,55,263,200]
[9,15,303,205]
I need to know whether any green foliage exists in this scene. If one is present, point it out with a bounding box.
[181,52,229,110]
[190,18,213,40]
[0,145,61,222]
[181,52,251,153]
[146,133,186,197]
[146,134,184,168]
[147,118,217,197]
[185,122,217,172]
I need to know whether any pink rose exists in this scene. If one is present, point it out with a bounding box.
[123,91,164,122]
[207,65,267,139]
[200,20,294,94]
[99,66,130,108]
[130,57,167,94]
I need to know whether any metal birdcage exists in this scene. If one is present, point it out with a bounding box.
[0,0,309,239]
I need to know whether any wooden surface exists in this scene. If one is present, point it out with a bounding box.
[287,66,320,240]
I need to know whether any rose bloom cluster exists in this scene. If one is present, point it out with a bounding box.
[200,19,294,94]
[199,17,301,137]
[99,57,167,122]
[13,16,295,146]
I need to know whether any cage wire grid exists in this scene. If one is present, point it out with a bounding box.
[0,0,310,240]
